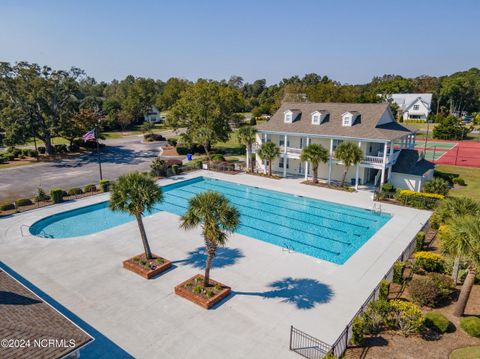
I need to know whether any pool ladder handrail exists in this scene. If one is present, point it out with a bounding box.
[20,224,31,238]
[372,202,382,214]
[20,224,50,238]
[282,242,295,253]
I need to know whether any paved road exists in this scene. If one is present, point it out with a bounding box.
[0,132,182,202]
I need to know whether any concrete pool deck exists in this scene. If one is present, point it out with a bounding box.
[0,170,432,358]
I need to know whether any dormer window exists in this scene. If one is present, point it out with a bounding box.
[284,112,293,123]
[342,113,352,126]
[312,113,321,125]
[284,109,300,123]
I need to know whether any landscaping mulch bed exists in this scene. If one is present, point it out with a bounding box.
[175,274,231,309]
[301,180,355,192]
[160,145,179,156]
[123,253,172,279]
[245,172,281,180]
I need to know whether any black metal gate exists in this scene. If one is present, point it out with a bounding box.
[289,326,333,359]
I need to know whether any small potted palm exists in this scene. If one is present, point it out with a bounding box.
[110,172,172,279]
[175,191,240,309]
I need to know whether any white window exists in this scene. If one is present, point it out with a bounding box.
[342,116,351,126]
[299,138,303,148]
[413,105,420,110]
[279,157,289,169]
[284,112,293,123]
[312,114,320,124]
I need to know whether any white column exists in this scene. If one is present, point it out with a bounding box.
[380,142,388,185]
[263,133,268,174]
[388,141,394,181]
[283,135,288,178]
[304,137,310,180]
[328,138,334,184]
[355,141,361,190]
[412,133,416,149]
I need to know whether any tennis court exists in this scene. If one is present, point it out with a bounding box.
[414,140,457,150]
[433,141,480,167]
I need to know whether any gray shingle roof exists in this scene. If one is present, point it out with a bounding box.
[0,270,93,359]
[256,102,412,141]
[392,149,435,176]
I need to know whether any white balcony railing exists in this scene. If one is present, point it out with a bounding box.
[280,146,302,155]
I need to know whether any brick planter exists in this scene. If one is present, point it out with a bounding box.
[123,253,172,279]
[175,274,231,309]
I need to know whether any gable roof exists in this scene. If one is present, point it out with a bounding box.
[392,149,435,176]
[386,93,432,111]
[256,102,412,141]
[0,270,93,359]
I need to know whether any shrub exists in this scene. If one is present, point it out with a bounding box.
[28,149,38,157]
[211,153,226,162]
[409,273,455,307]
[390,300,424,336]
[423,178,450,196]
[351,315,366,345]
[68,143,79,152]
[192,285,203,294]
[167,138,177,146]
[379,280,390,301]
[393,261,406,284]
[99,179,110,192]
[382,183,394,192]
[21,148,30,157]
[460,317,480,337]
[150,158,168,177]
[83,184,96,192]
[414,252,445,273]
[67,187,83,196]
[7,147,21,157]
[35,188,49,202]
[434,170,459,185]
[363,300,392,333]
[0,203,15,211]
[171,164,181,175]
[424,312,451,334]
[15,198,33,207]
[50,188,64,203]
[453,177,466,186]
[38,146,46,154]
[416,231,426,251]
[3,153,16,161]
[54,144,68,153]
[394,189,444,209]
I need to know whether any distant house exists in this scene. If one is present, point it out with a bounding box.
[255,102,426,190]
[144,106,165,123]
[383,93,432,121]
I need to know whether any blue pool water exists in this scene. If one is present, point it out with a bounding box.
[30,177,391,264]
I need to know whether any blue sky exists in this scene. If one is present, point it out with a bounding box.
[1,0,479,84]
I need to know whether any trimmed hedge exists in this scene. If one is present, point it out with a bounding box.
[393,261,406,284]
[67,187,83,196]
[99,179,110,192]
[414,252,445,273]
[460,317,480,337]
[50,188,64,204]
[416,231,426,251]
[409,273,455,307]
[15,198,33,207]
[379,280,390,301]
[395,189,444,209]
[83,184,96,192]
[0,203,15,211]
[424,312,451,333]
[453,177,466,186]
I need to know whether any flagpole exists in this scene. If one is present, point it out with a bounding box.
[96,127,103,181]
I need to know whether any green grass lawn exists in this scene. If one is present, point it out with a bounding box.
[0,159,38,170]
[449,346,480,359]
[214,130,245,155]
[437,164,480,202]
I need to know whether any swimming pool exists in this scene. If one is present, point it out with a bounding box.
[30,177,391,264]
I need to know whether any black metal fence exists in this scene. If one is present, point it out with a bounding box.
[289,326,332,359]
[290,235,418,359]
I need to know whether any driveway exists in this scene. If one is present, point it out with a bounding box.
[0,133,181,202]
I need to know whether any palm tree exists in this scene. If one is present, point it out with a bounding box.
[109,172,163,260]
[433,197,480,283]
[300,143,329,183]
[258,142,280,176]
[334,142,363,187]
[237,125,257,172]
[180,191,240,287]
[440,215,480,317]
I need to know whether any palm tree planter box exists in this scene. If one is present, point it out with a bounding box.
[174,275,231,309]
[123,254,172,279]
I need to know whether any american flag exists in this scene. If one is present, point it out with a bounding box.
[82,129,96,142]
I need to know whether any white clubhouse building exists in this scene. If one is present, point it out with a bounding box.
[254,102,434,190]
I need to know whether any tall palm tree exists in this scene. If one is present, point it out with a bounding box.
[109,172,163,259]
[300,143,329,183]
[433,197,480,283]
[258,142,280,177]
[334,142,363,187]
[237,125,257,172]
[180,191,240,287]
[440,215,480,317]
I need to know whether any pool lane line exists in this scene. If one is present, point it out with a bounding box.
[163,193,352,246]
[172,187,362,236]
[187,184,370,230]
[159,199,342,257]
[200,179,380,223]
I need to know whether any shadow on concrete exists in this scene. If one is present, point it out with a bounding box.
[0,291,41,305]
[174,247,244,269]
[234,277,334,310]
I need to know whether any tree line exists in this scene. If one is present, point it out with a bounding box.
[1,61,479,153]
